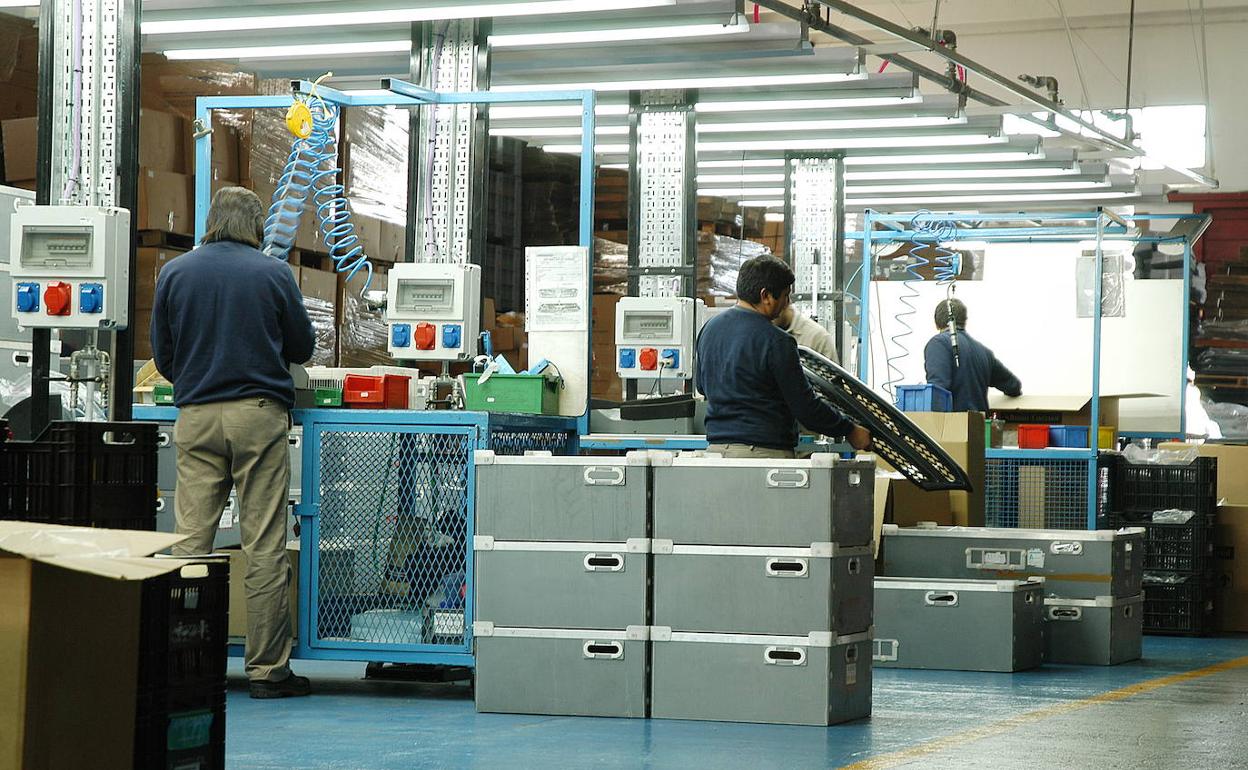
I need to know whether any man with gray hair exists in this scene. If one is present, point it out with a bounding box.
[152,186,315,699]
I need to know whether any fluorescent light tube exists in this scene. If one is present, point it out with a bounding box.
[846,167,1077,180]
[489,105,630,120]
[765,212,786,222]
[696,117,962,133]
[542,143,630,154]
[698,174,787,184]
[0,0,38,7]
[697,96,919,113]
[490,125,629,138]
[698,135,1003,151]
[847,191,1138,206]
[696,187,786,196]
[494,72,860,93]
[490,19,750,48]
[143,0,676,35]
[163,41,411,60]
[849,180,1106,194]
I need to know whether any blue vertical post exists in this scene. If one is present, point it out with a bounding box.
[194,100,212,244]
[857,209,874,382]
[577,90,596,438]
[1180,238,1192,437]
[1087,212,1106,530]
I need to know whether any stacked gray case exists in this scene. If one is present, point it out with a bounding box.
[873,577,1045,672]
[880,524,1145,599]
[1044,594,1144,665]
[649,453,875,725]
[472,451,652,718]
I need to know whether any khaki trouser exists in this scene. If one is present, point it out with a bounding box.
[707,443,796,459]
[172,397,293,683]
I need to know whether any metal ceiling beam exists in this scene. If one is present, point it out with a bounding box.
[798,0,1218,189]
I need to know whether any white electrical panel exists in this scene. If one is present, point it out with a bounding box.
[614,296,704,381]
[386,262,481,361]
[9,205,131,330]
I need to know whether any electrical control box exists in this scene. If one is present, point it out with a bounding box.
[9,205,131,330]
[614,296,704,381]
[386,262,482,362]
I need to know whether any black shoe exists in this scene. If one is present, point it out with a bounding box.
[249,673,311,699]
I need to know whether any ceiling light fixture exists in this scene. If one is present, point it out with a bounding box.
[143,0,676,35]
[696,95,919,113]
[696,116,962,133]
[494,72,861,93]
[490,19,749,48]
[162,40,411,60]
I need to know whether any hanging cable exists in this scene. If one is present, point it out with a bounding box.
[1054,0,1092,110]
[1125,0,1136,114]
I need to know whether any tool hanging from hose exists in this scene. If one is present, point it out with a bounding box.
[911,211,962,367]
[263,73,374,294]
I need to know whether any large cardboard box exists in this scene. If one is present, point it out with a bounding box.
[1215,504,1248,633]
[1159,442,1248,505]
[132,309,154,361]
[183,111,239,182]
[0,522,196,769]
[1,116,36,183]
[137,167,193,234]
[299,265,339,305]
[139,109,187,174]
[377,218,406,263]
[988,392,1159,446]
[887,411,985,527]
[225,544,299,638]
[135,247,185,310]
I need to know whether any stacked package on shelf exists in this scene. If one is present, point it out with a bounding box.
[594,237,629,296]
[697,232,773,299]
[881,524,1145,666]
[1105,453,1220,636]
[648,452,875,726]
[472,451,652,718]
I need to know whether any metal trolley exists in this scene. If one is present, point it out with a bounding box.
[294,409,577,667]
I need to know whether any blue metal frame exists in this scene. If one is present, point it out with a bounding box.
[853,210,1210,530]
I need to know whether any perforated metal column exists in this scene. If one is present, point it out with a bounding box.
[628,90,697,298]
[413,20,486,265]
[785,155,845,344]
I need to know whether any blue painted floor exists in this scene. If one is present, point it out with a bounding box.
[226,636,1248,770]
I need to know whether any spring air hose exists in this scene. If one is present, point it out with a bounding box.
[262,97,373,294]
[881,210,961,396]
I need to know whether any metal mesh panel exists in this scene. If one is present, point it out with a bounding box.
[985,457,1091,530]
[487,429,574,456]
[315,429,472,649]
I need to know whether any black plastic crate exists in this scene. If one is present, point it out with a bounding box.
[134,692,226,770]
[1143,575,1214,636]
[0,420,157,529]
[1113,456,1218,518]
[1111,512,1216,574]
[138,558,230,698]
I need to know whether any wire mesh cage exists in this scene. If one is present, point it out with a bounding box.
[985,456,1093,530]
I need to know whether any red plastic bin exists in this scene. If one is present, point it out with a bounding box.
[1017,424,1049,449]
[342,374,410,409]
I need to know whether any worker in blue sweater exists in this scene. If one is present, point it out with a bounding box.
[696,255,871,458]
[152,186,315,699]
[924,297,1022,412]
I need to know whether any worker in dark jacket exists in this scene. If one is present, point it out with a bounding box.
[924,297,1022,412]
[696,255,870,458]
[152,186,315,699]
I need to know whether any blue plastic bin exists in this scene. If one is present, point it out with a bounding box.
[894,384,953,412]
[1048,425,1090,448]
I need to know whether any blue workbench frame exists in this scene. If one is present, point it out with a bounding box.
[851,210,1211,529]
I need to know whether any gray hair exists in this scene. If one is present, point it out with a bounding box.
[203,186,265,248]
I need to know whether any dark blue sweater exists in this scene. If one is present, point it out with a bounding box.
[152,240,315,408]
[924,329,1022,412]
[696,306,855,450]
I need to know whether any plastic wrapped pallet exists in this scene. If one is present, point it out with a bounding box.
[339,289,391,368]
[343,105,409,225]
[594,237,629,295]
[304,296,336,367]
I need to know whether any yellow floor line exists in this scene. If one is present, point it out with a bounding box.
[843,655,1248,770]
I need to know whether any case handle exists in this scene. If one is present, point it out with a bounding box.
[583,641,624,660]
[765,558,809,578]
[1049,541,1084,556]
[764,646,806,666]
[288,433,301,449]
[102,431,137,446]
[848,557,861,575]
[583,553,624,572]
[155,496,167,513]
[583,466,625,486]
[924,591,959,607]
[766,468,809,489]
[1047,606,1082,621]
[157,431,172,448]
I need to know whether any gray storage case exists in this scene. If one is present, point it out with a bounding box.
[473,623,649,718]
[1044,593,1143,666]
[651,453,875,547]
[475,451,650,542]
[881,524,1145,599]
[649,628,873,726]
[653,542,873,635]
[474,537,650,629]
[873,577,1045,672]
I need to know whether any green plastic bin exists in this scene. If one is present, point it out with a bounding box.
[153,383,175,405]
[462,374,560,415]
[315,387,343,407]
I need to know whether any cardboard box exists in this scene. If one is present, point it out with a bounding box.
[1215,504,1248,633]
[183,112,239,182]
[132,309,153,362]
[377,219,406,262]
[0,522,200,769]
[1,116,36,183]
[886,411,985,527]
[225,544,299,638]
[352,212,383,261]
[135,247,185,310]
[988,393,1159,445]
[299,266,338,305]
[137,168,193,234]
[139,109,187,174]
[482,298,497,331]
